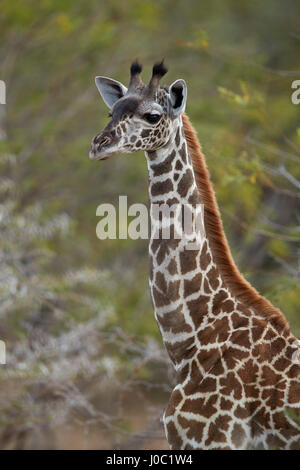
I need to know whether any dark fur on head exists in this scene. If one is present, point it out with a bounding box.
[146,60,168,96]
[129,59,168,95]
[129,59,143,90]
[152,60,168,78]
[130,60,143,76]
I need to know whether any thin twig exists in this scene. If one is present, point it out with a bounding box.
[246,136,300,164]
[279,165,300,190]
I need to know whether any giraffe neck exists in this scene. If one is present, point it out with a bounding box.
[144,115,299,451]
[145,116,227,368]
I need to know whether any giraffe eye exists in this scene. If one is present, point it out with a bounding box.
[143,113,161,124]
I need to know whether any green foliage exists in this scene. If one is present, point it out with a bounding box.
[0,0,299,449]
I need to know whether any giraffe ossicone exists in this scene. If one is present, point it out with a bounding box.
[90,61,300,450]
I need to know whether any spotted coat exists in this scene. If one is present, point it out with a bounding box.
[146,113,300,450]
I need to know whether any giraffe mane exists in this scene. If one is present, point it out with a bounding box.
[182,112,290,334]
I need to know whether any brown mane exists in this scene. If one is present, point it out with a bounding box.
[182,113,290,334]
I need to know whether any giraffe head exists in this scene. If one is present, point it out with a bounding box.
[89,60,187,161]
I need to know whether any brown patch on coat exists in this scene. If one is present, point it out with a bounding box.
[152,279,180,307]
[151,178,173,197]
[164,389,183,418]
[158,307,193,335]
[175,127,181,147]
[261,387,285,410]
[199,241,211,270]
[166,421,183,449]
[237,359,259,384]
[178,142,187,163]
[251,317,266,342]
[288,380,300,404]
[205,422,227,446]
[220,372,243,399]
[151,150,176,176]
[252,342,272,362]
[180,249,197,274]
[151,239,180,265]
[177,415,205,443]
[187,295,210,329]
[212,289,234,315]
[175,159,183,171]
[230,329,251,349]
[184,360,203,395]
[231,311,249,330]
[221,397,234,411]
[177,169,194,198]
[197,347,222,373]
[203,278,211,294]
[141,129,151,137]
[184,273,202,297]
[181,394,218,418]
[234,405,249,419]
[273,355,291,372]
[198,317,230,346]
[165,336,196,364]
[222,347,249,370]
[206,266,220,291]
[167,258,178,275]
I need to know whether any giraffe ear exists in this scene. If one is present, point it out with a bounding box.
[168,79,187,116]
[95,76,128,109]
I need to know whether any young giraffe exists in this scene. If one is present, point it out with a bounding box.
[90,61,300,450]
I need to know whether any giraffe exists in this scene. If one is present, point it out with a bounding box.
[90,61,300,450]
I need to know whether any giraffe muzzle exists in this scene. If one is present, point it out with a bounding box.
[89,134,113,160]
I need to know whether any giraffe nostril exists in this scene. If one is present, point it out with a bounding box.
[96,136,111,147]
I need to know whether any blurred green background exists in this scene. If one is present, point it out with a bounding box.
[0,0,299,449]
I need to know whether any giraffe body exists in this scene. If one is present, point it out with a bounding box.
[90,61,300,449]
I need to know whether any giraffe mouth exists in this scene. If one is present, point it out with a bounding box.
[89,144,116,161]
[89,151,110,161]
